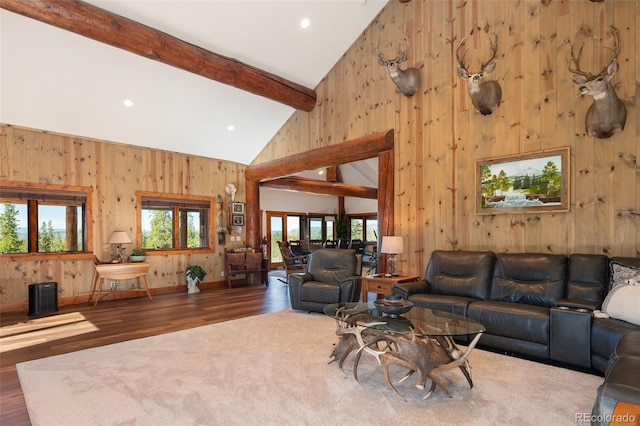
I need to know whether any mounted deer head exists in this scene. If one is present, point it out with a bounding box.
[568,26,627,139]
[378,51,421,97]
[456,35,502,115]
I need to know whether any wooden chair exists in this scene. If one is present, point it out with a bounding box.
[323,240,338,248]
[277,241,308,282]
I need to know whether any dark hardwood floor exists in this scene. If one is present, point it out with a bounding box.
[0,276,292,426]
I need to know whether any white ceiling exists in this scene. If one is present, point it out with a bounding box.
[0,0,388,166]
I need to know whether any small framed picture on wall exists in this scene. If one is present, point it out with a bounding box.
[232,215,245,226]
[232,202,245,214]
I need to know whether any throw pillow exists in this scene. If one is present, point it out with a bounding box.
[610,262,640,289]
[602,283,640,326]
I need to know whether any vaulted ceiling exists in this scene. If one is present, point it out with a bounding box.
[0,0,388,166]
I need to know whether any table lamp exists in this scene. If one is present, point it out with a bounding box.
[108,231,132,263]
[380,236,404,277]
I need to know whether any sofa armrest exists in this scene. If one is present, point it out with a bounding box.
[555,298,600,311]
[289,272,313,286]
[288,272,314,311]
[339,276,362,304]
[392,281,429,299]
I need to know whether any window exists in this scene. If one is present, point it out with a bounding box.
[266,212,304,264]
[286,215,302,241]
[365,216,378,242]
[347,214,378,242]
[350,218,364,240]
[308,217,324,240]
[137,192,212,251]
[0,182,91,255]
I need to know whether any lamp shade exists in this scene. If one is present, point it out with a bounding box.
[380,236,404,254]
[108,231,132,244]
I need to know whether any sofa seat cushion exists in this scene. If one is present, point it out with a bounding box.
[592,318,640,360]
[408,294,475,317]
[600,356,640,405]
[613,331,640,359]
[593,356,640,425]
[467,301,550,345]
[300,281,340,304]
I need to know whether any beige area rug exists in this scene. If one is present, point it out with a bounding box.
[17,310,602,426]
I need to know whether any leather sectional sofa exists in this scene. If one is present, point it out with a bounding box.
[592,330,640,425]
[392,250,640,422]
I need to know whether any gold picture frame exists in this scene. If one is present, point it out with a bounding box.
[476,147,570,215]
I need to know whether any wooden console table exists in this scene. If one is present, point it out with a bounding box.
[89,262,152,307]
[362,275,419,303]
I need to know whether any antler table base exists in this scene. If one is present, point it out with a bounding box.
[325,304,485,400]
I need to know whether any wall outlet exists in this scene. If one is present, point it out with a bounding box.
[110,281,116,290]
[220,271,225,277]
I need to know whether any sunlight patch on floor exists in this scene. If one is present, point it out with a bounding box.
[0,312,99,353]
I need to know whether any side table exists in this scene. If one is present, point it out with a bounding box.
[361,275,419,303]
[89,262,152,307]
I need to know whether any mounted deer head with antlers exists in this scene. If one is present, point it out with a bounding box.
[568,26,627,139]
[378,51,421,97]
[456,34,502,116]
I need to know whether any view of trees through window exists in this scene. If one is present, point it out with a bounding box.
[137,192,211,251]
[141,208,206,250]
[0,202,84,254]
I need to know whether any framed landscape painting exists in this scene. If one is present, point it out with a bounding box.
[476,147,570,215]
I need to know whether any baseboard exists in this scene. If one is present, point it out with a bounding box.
[0,280,229,314]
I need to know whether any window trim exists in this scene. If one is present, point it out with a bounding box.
[0,180,93,262]
[136,191,215,254]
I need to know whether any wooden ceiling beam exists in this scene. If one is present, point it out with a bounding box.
[260,176,377,199]
[0,0,317,112]
[245,130,394,181]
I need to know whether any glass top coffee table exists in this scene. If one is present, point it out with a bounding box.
[324,302,485,400]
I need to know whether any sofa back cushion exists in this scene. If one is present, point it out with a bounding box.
[426,250,495,300]
[490,253,567,308]
[308,249,357,284]
[566,254,609,302]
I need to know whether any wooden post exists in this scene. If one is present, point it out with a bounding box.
[377,149,395,275]
[245,180,261,250]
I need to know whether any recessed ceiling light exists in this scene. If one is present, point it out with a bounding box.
[123,99,134,108]
[227,125,235,131]
[300,18,310,29]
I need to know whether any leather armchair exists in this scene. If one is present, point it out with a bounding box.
[288,249,361,313]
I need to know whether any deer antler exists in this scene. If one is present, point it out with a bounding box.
[568,39,593,79]
[602,25,621,72]
[455,37,469,71]
[569,26,621,78]
[480,34,499,71]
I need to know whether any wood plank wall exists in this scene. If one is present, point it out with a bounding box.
[253,0,639,278]
[0,125,246,307]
